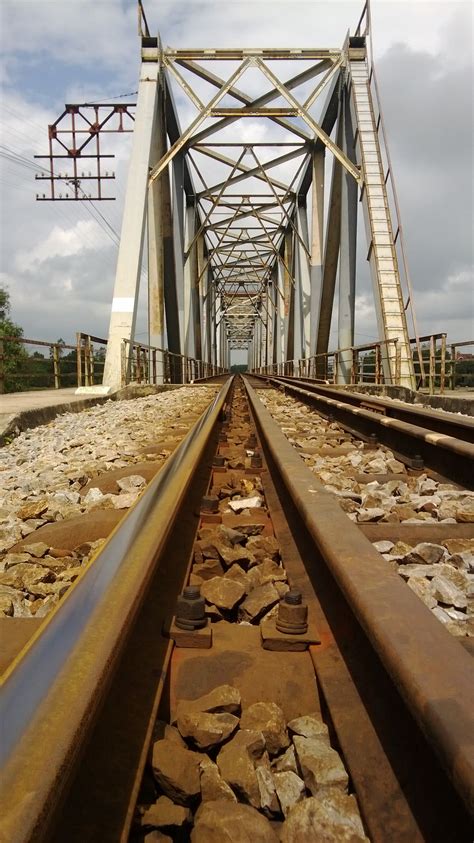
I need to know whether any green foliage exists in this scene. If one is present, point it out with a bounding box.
[0,287,29,393]
[230,364,248,373]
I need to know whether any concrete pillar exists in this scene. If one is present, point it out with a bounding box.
[102,51,159,392]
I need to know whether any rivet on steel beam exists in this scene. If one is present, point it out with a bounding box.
[412,455,424,470]
[201,495,219,514]
[175,585,207,630]
[327,413,334,423]
[369,433,378,446]
[213,455,226,467]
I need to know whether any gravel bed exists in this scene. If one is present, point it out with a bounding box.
[257,389,474,638]
[135,685,368,841]
[0,387,217,618]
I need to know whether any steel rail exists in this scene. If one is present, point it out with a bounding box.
[0,376,233,843]
[243,377,474,819]
[261,375,474,443]
[250,375,474,488]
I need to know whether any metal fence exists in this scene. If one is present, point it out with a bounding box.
[0,336,77,393]
[252,334,474,395]
[121,340,225,384]
[0,332,225,393]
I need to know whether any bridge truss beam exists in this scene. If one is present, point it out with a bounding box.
[39,6,418,390]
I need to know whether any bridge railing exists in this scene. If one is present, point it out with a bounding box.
[0,332,226,394]
[76,333,108,387]
[254,339,401,385]
[121,339,226,384]
[0,336,79,394]
[252,334,474,394]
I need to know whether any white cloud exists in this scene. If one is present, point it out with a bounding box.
[0,0,472,356]
[16,220,103,271]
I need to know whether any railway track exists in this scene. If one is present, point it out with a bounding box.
[248,374,474,488]
[1,375,473,842]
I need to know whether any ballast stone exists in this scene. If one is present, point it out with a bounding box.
[293,735,349,794]
[199,757,237,803]
[201,576,246,611]
[217,729,266,808]
[176,710,239,750]
[240,702,290,756]
[287,714,330,743]
[280,791,369,842]
[176,684,241,716]
[151,738,201,805]
[239,582,280,622]
[141,795,191,829]
[191,800,278,843]
[273,770,306,817]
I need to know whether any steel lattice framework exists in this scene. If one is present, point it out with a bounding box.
[37,3,419,390]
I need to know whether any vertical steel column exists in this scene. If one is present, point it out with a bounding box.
[205,272,213,365]
[315,95,343,375]
[310,147,325,358]
[337,85,358,383]
[283,230,294,362]
[184,203,197,359]
[276,262,285,365]
[103,47,159,391]
[268,273,276,366]
[194,232,204,361]
[212,288,219,367]
[295,202,311,359]
[147,80,167,384]
[348,43,414,387]
[259,301,266,371]
[171,155,185,377]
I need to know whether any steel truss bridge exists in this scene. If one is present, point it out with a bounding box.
[36,2,421,392]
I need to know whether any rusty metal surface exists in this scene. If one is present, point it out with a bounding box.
[244,377,474,820]
[0,376,232,843]
[257,399,473,840]
[270,376,474,441]
[359,523,474,543]
[255,376,474,487]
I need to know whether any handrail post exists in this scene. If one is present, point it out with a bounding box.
[429,334,435,394]
[89,339,95,386]
[351,349,357,384]
[121,341,127,387]
[395,341,401,386]
[136,345,142,383]
[440,334,446,394]
[76,332,82,388]
[53,344,60,390]
[375,345,381,385]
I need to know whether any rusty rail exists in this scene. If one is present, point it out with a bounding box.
[243,376,474,820]
[0,377,232,843]
[250,375,474,488]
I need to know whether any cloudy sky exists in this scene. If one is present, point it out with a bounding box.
[0,0,472,364]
